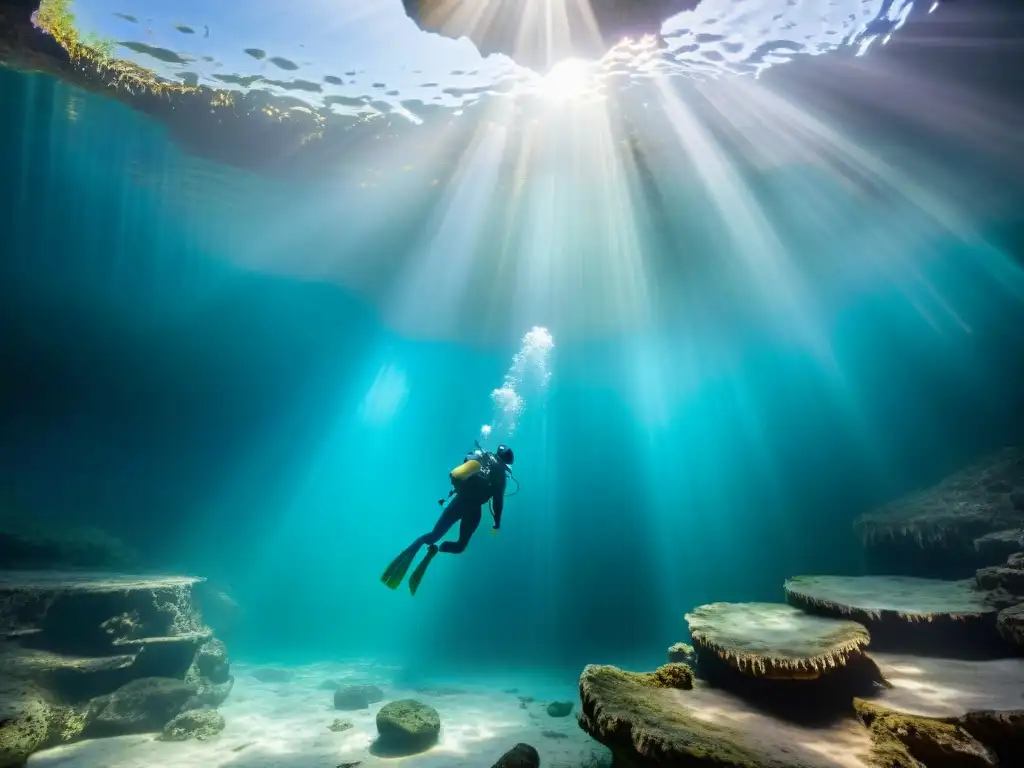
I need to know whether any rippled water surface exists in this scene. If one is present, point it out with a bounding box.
[17,0,1020,344]
[70,0,920,115]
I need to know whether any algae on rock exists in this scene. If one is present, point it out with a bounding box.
[0,679,89,768]
[577,663,805,767]
[84,677,197,737]
[160,707,226,742]
[854,699,996,768]
[0,570,231,764]
[373,699,441,756]
[668,641,697,666]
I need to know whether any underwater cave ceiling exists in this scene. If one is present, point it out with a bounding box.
[0,0,1022,184]
[400,0,702,71]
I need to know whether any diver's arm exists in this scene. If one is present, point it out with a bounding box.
[491,473,506,529]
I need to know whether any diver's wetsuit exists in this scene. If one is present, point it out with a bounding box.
[414,451,507,554]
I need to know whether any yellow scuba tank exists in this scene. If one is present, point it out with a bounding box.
[450,459,481,483]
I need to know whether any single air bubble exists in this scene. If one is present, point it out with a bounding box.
[480,424,492,439]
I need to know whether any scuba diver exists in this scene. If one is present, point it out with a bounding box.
[381,443,516,595]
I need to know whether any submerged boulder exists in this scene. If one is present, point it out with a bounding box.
[373,699,440,756]
[685,602,870,679]
[334,683,385,710]
[668,641,696,666]
[160,707,225,741]
[645,662,696,690]
[491,741,540,768]
[546,701,574,718]
[84,677,197,737]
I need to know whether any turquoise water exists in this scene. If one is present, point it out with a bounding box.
[3,0,1024,691]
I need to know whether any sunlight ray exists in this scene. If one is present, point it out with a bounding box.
[653,75,822,347]
[384,116,512,335]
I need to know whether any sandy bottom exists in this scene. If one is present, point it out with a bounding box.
[27,661,610,768]
[26,654,1024,767]
[872,652,1024,718]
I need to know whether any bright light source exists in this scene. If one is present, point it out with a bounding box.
[538,59,594,101]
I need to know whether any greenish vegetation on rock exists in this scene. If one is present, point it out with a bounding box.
[0,679,91,768]
[374,699,441,755]
[668,642,697,665]
[0,0,400,176]
[85,677,197,737]
[0,571,232,764]
[578,663,798,767]
[854,699,996,768]
[36,0,115,59]
[328,718,353,732]
[160,707,225,741]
